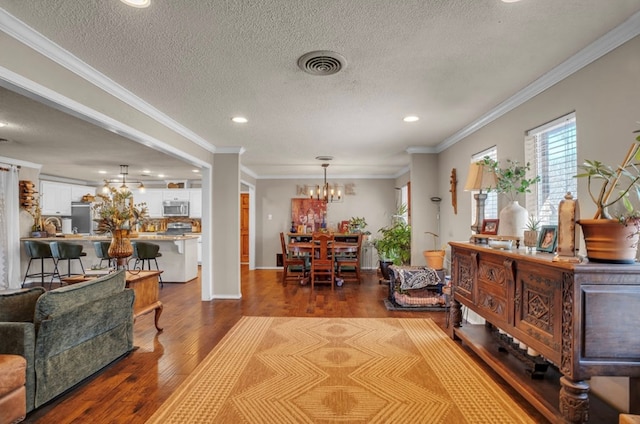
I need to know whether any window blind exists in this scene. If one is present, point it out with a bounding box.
[525,113,577,225]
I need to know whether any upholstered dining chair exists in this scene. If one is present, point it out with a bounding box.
[50,241,87,287]
[131,241,163,287]
[310,233,335,290]
[279,232,307,285]
[336,233,362,284]
[22,240,56,287]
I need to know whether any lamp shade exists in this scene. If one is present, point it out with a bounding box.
[463,162,496,191]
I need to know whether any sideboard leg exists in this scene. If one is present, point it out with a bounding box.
[630,377,640,414]
[559,376,590,423]
[449,299,462,339]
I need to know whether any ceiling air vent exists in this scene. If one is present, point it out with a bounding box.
[297,51,346,76]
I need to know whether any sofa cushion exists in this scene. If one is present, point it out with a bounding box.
[0,287,45,322]
[34,270,126,326]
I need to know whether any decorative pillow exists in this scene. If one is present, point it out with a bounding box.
[0,287,45,322]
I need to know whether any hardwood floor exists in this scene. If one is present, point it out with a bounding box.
[23,267,549,423]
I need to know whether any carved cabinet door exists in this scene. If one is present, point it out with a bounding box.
[513,261,563,364]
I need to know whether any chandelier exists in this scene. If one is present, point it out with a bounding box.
[309,163,341,203]
[102,165,146,193]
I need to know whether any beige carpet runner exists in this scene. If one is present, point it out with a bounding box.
[146,317,535,423]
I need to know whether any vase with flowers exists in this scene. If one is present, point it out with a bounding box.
[93,184,148,268]
[22,193,47,237]
[481,157,540,239]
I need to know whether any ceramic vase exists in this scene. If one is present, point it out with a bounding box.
[498,200,528,239]
[108,229,133,269]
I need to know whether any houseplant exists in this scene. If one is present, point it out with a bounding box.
[93,184,148,267]
[481,157,540,238]
[348,216,370,235]
[523,215,540,251]
[423,232,445,270]
[575,128,640,263]
[372,204,411,280]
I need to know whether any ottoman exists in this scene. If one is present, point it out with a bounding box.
[0,355,26,424]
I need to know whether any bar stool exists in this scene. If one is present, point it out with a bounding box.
[93,241,115,269]
[50,241,87,286]
[22,240,56,287]
[132,241,163,287]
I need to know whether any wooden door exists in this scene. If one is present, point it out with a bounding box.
[240,193,249,263]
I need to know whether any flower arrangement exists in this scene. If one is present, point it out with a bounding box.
[93,184,148,233]
[23,193,43,232]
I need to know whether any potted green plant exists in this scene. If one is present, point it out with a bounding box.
[481,157,540,238]
[575,128,640,263]
[372,204,411,280]
[348,216,370,235]
[423,232,445,270]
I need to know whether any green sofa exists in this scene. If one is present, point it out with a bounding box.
[0,270,134,412]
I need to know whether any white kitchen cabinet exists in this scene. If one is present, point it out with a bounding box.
[189,189,202,218]
[135,189,163,218]
[163,190,190,201]
[40,181,72,215]
[71,184,95,202]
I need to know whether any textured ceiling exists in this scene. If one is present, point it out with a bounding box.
[1,0,640,184]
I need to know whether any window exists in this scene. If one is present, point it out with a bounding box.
[471,146,498,221]
[524,113,577,225]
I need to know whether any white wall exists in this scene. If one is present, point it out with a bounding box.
[254,178,397,269]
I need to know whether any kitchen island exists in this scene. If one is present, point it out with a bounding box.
[20,234,199,284]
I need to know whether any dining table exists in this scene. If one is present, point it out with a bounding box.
[287,241,359,286]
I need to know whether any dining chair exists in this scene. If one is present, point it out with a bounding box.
[336,233,362,284]
[279,232,307,285]
[310,233,335,290]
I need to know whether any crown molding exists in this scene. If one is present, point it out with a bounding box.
[0,8,216,155]
[436,9,640,153]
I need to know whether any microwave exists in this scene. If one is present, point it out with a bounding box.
[163,200,189,217]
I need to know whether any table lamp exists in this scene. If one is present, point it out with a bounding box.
[464,161,496,234]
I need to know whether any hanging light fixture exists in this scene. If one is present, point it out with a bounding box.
[309,163,341,203]
[102,165,146,193]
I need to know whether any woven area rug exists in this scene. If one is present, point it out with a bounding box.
[146,317,536,424]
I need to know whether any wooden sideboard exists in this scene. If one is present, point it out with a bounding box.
[449,241,640,423]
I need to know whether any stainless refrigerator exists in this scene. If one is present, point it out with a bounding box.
[71,202,94,235]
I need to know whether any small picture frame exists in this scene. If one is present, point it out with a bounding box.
[537,225,558,253]
[481,219,499,235]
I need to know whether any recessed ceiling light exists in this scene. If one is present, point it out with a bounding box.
[192,169,200,173]
[0,122,7,127]
[232,116,248,123]
[403,116,420,123]
[501,0,522,3]
[98,170,107,174]
[158,174,165,178]
[120,0,150,8]
[142,169,151,174]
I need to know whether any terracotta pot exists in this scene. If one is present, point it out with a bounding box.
[423,250,445,270]
[578,219,639,264]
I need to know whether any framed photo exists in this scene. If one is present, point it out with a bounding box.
[481,219,499,235]
[537,225,558,253]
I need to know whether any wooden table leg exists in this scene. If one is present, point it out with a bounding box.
[154,303,164,332]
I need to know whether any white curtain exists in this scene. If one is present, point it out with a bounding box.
[0,165,21,290]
